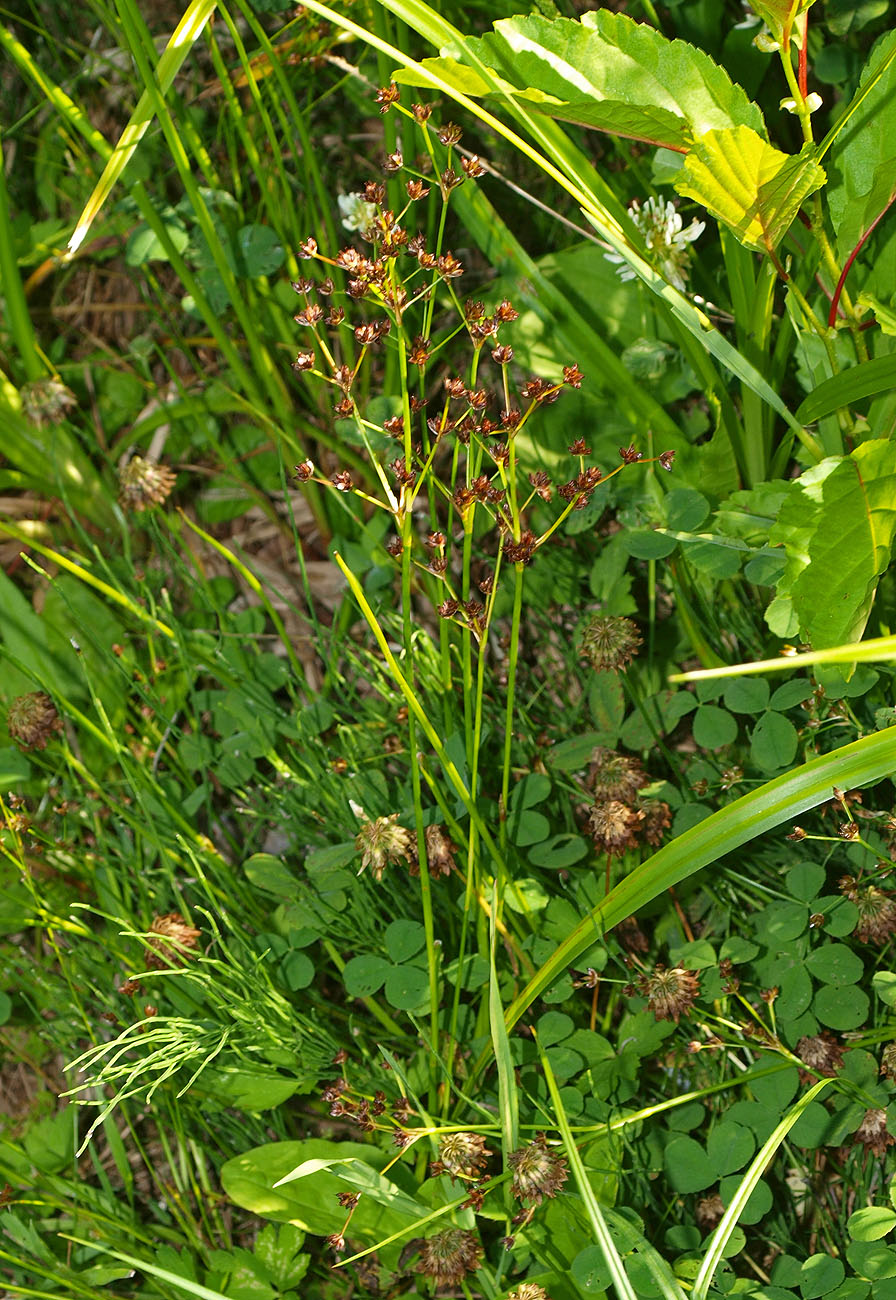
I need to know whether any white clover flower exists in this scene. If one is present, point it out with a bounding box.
[606,196,704,291]
[337,192,377,235]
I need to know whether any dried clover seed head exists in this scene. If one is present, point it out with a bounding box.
[880,1043,896,1079]
[508,1133,568,1205]
[696,1194,725,1231]
[840,877,896,944]
[417,1229,482,1287]
[640,965,700,1023]
[20,377,77,427]
[7,693,62,750]
[437,1131,492,1181]
[796,1032,844,1079]
[588,800,643,853]
[355,814,412,881]
[587,748,647,803]
[579,615,642,672]
[854,1108,895,1157]
[508,1286,551,1300]
[118,457,177,511]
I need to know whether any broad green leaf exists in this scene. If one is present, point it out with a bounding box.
[827,0,889,34]
[221,1139,422,1246]
[795,353,896,425]
[274,1156,427,1221]
[856,291,896,336]
[826,30,896,259]
[848,1207,896,1242]
[676,128,826,253]
[788,440,896,649]
[393,11,764,151]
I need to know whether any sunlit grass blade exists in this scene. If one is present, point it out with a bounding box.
[59,1239,230,1300]
[489,881,518,1177]
[538,1041,642,1300]
[503,725,896,1031]
[670,634,896,680]
[65,0,218,260]
[692,1078,837,1300]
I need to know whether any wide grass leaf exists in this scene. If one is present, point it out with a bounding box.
[502,726,896,1030]
[676,129,826,253]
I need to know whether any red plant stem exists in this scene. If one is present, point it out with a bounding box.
[798,15,808,100]
[828,195,896,327]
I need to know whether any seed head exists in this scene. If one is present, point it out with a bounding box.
[796,1032,843,1082]
[437,1131,492,1180]
[509,1287,551,1300]
[639,798,672,846]
[588,800,643,853]
[508,1133,568,1205]
[20,377,77,427]
[587,748,646,803]
[437,122,463,146]
[145,914,201,969]
[640,965,700,1023]
[118,456,177,511]
[854,1108,895,1157]
[375,83,400,113]
[880,1043,896,1079]
[580,615,642,672]
[418,824,456,878]
[7,693,62,751]
[355,814,412,881]
[696,1194,725,1231]
[417,1229,481,1287]
[840,878,896,944]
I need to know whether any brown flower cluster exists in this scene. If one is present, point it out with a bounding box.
[355,814,412,881]
[417,1229,482,1287]
[630,965,700,1023]
[431,1130,492,1182]
[796,1031,844,1082]
[7,693,63,750]
[579,615,642,672]
[585,747,671,856]
[507,1133,568,1205]
[840,874,896,945]
[118,456,177,511]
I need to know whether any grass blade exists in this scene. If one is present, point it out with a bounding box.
[504,725,896,1030]
[66,0,218,259]
[489,881,518,1173]
[538,1042,641,1300]
[692,1078,837,1300]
